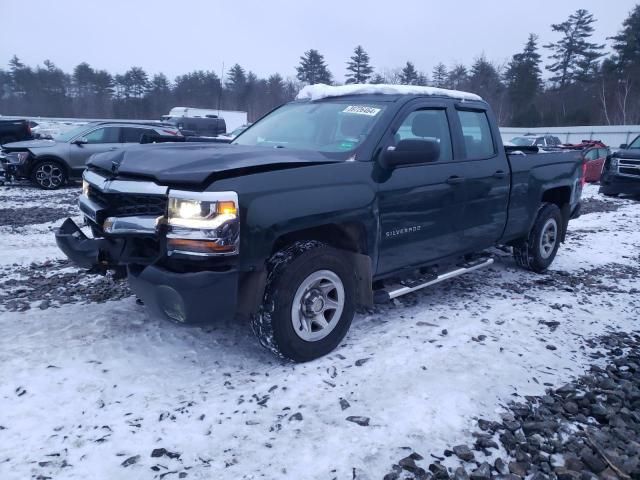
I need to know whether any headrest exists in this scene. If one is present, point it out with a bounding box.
[412,112,442,138]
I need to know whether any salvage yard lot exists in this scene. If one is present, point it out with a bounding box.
[0,183,638,479]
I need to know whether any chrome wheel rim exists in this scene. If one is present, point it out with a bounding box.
[539,218,558,259]
[35,163,64,188]
[291,270,344,342]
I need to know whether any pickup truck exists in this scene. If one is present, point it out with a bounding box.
[55,84,584,362]
[599,135,640,196]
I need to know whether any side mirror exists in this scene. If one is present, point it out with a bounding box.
[382,139,440,169]
[619,143,628,149]
[72,137,88,145]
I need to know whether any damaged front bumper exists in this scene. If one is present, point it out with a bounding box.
[54,217,239,324]
[55,218,123,269]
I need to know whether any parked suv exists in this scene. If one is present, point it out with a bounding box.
[510,134,562,149]
[56,84,583,362]
[0,121,180,189]
[163,116,226,137]
[0,119,33,145]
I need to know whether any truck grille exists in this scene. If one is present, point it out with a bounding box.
[88,186,167,217]
[619,159,640,177]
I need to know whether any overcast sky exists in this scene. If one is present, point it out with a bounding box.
[0,0,637,82]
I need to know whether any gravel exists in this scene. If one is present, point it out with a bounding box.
[0,259,131,312]
[384,331,640,479]
[0,207,73,227]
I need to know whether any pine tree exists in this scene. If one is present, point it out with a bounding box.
[610,4,640,75]
[505,34,543,125]
[123,67,149,98]
[447,64,469,90]
[545,9,604,86]
[296,49,332,85]
[345,45,373,84]
[369,73,386,84]
[398,61,419,85]
[432,63,448,88]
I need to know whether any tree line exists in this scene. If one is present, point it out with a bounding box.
[1,5,638,126]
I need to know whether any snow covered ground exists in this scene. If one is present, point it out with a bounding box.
[0,183,638,479]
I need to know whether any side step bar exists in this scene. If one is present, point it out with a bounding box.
[374,257,494,303]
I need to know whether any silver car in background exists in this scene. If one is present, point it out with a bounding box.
[0,121,181,189]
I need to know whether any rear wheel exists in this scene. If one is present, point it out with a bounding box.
[513,203,563,273]
[251,241,356,362]
[31,160,67,190]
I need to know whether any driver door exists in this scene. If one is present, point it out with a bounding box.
[375,101,468,275]
[68,126,122,174]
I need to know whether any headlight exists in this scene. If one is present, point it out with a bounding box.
[166,190,239,256]
[82,179,90,197]
[6,152,29,164]
[610,157,619,169]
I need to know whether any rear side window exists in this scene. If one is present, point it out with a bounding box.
[457,110,495,159]
[121,127,152,143]
[394,109,453,162]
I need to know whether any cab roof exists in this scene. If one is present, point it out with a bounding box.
[296,83,482,103]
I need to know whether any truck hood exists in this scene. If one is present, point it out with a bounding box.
[87,143,342,185]
[613,148,640,160]
[2,139,58,150]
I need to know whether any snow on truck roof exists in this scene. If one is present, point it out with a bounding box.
[296,83,483,102]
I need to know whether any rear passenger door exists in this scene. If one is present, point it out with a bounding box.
[453,108,510,250]
[376,101,469,275]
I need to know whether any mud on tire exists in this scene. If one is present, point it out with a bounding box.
[513,203,563,274]
[250,240,356,362]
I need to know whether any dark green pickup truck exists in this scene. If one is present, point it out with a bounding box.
[56,84,584,361]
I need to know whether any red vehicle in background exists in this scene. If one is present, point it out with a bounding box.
[561,140,610,183]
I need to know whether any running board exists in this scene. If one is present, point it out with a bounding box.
[374,257,494,303]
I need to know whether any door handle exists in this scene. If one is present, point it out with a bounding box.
[446,175,465,185]
[493,170,507,179]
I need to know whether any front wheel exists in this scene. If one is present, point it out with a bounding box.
[251,241,356,362]
[31,160,67,190]
[513,203,563,273]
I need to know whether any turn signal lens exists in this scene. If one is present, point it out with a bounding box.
[167,238,236,254]
[217,201,237,216]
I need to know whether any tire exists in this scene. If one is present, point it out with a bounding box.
[31,160,67,190]
[250,240,356,362]
[513,203,563,274]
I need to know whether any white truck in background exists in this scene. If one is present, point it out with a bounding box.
[162,107,248,132]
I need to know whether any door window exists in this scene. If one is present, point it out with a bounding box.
[457,110,496,159]
[121,127,153,143]
[394,109,452,161]
[584,149,599,161]
[84,127,120,144]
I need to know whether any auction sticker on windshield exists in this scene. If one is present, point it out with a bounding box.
[342,105,381,116]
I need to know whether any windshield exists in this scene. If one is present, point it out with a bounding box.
[511,136,535,146]
[233,101,386,154]
[54,124,94,142]
[628,135,640,149]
